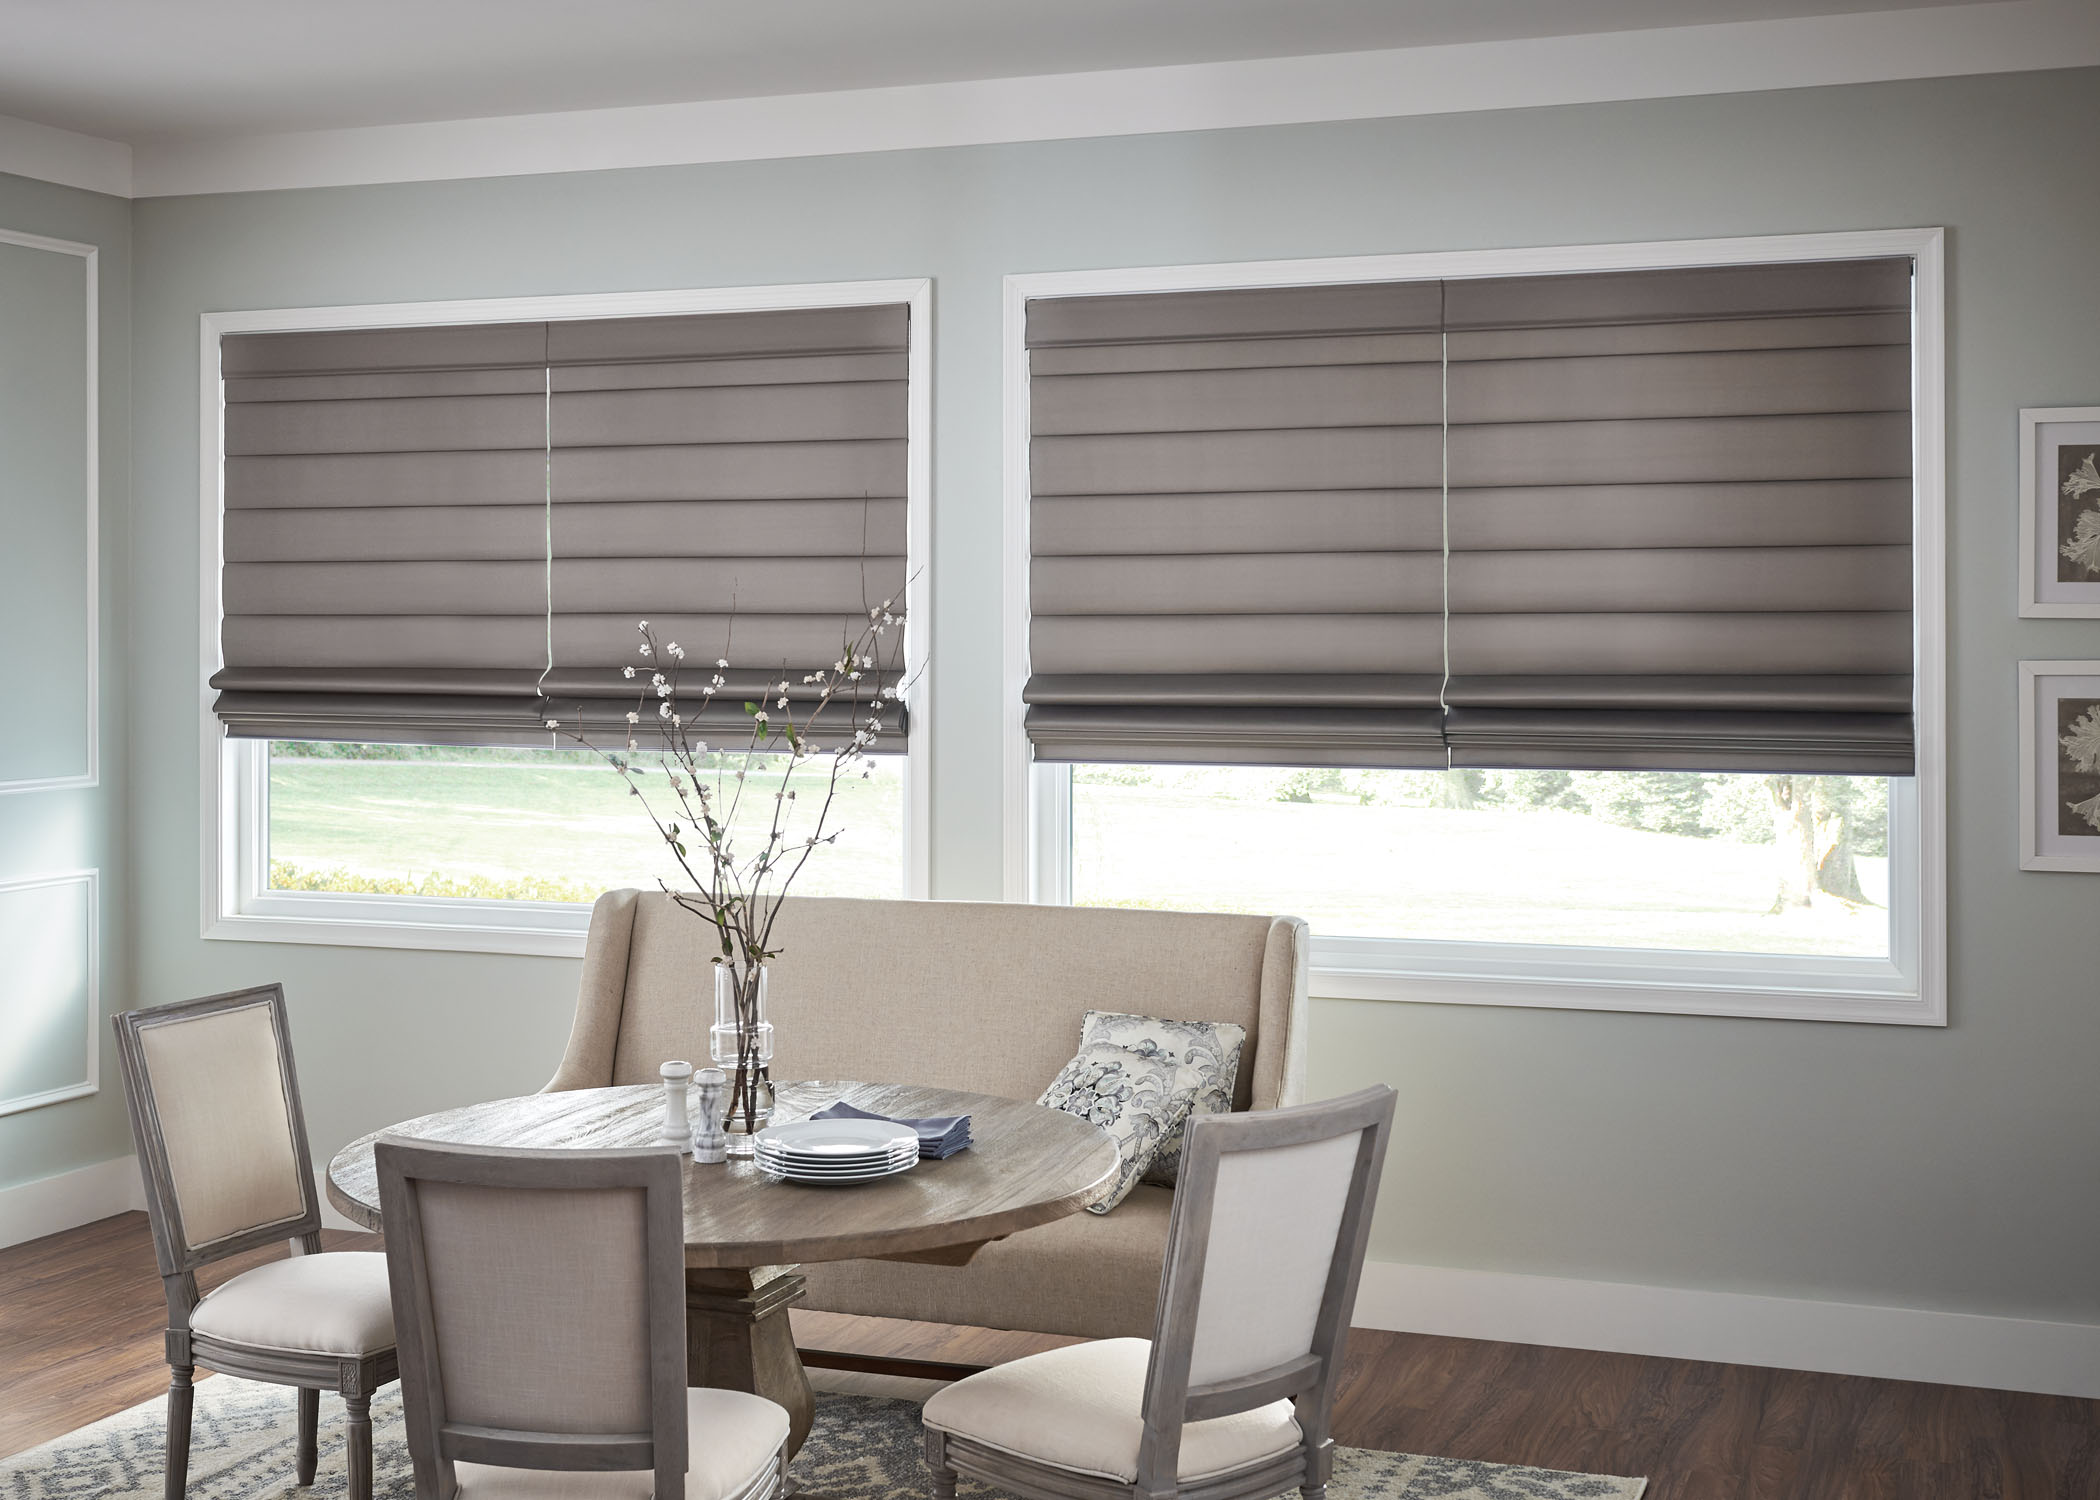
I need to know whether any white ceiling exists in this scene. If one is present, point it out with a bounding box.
[0,0,1983,143]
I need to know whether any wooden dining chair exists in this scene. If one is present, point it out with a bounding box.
[375,1138,791,1500]
[113,984,399,1500]
[922,1085,1397,1500]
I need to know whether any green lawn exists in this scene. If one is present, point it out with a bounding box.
[268,755,906,901]
[1072,784,1889,958]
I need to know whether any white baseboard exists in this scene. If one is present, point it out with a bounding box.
[0,1155,146,1251]
[0,1154,365,1250]
[1352,1258,2100,1400]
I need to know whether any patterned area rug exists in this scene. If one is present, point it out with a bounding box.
[0,1375,1644,1500]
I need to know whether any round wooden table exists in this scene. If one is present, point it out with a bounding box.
[327,1079,1118,1457]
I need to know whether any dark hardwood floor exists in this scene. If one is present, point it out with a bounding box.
[2,1212,2095,1497]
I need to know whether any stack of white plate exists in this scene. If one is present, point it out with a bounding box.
[755,1118,919,1185]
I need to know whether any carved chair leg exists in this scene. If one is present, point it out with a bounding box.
[164,1366,194,1500]
[295,1387,320,1485]
[924,1427,957,1500]
[344,1392,373,1500]
[1301,1435,1334,1500]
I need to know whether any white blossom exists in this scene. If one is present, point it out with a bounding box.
[626,710,640,725]
[716,658,729,669]
[638,619,649,630]
[659,702,673,719]
[545,718,559,729]
[623,665,636,679]
[711,673,725,687]
[639,643,653,657]
[2063,453,2100,501]
[776,696,788,709]
[667,642,686,660]
[754,711,769,724]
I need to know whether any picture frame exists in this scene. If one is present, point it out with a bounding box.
[2018,406,2100,617]
[2018,661,2100,872]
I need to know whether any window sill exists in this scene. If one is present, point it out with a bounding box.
[207,892,590,959]
[1310,936,1940,1025]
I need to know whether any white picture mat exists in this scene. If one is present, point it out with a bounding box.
[2020,410,2100,615]
[2020,663,2100,870]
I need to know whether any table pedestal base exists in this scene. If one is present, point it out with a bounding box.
[686,1265,815,1459]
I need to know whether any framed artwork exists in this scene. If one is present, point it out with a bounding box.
[2019,406,2100,616]
[2019,661,2100,872]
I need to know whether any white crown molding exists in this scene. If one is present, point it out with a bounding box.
[0,0,2063,200]
[1353,1257,2100,1401]
[0,111,132,199]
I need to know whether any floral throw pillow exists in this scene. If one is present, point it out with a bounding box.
[1080,1011,1247,1186]
[1038,1044,1200,1214]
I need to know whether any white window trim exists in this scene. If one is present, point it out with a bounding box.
[1003,229,1947,1025]
[200,279,933,958]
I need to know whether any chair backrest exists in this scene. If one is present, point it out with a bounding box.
[375,1140,689,1499]
[112,984,321,1280]
[1135,1085,1396,1490]
[548,890,1310,1110]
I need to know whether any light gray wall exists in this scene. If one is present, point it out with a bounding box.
[0,170,132,1192]
[121,67,2100,1323]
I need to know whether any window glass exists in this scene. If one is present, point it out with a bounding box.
[1069,766,1890,958]
[266,742,905,903]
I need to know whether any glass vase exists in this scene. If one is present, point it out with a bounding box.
[710,963,775,1157]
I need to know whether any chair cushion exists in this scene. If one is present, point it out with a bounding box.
[922,1337,1300,1483]
[188,1251,395,1358]
[799,1183,1171,1339]
[454,1388,789,1500]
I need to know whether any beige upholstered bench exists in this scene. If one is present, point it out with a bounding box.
[546,891,1309,1340]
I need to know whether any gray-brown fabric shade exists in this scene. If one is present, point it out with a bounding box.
[1024,283,1449,766]
[1441,258,1914,773]
[214,306,909,748]
[1021,258,1915,774]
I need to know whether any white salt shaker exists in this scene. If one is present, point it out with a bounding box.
[691,1067,729,1164]
[659,1060,694,1145]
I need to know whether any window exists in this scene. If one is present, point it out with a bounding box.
[263,741,906,904]
[203,282,929,955]
[1065,766,1890,957]
[1008,233,1944,1023]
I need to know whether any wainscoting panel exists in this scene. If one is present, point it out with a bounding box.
[0,228,98,793]
[0,871,98,1117]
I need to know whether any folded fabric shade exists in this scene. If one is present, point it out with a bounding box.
[810,1099,972,1159]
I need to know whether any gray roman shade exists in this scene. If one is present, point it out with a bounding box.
[1442,258,1914,773]
[1023,283,1449,766]
[214,305,909,748]
[1022,258,1915,774]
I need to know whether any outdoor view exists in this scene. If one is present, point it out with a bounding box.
[265,741,907,903]
[267,744,1891,959]
[1070,766,1892,958]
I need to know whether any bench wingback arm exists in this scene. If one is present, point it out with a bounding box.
[545,889,641,1092]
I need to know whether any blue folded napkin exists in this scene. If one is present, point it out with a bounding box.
[810,1099,972,1159]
